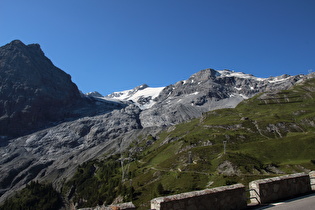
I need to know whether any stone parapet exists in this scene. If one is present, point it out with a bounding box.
[151,184,246,210]
[108,202,136,210]
[78,202,136,210]
[249,173,311,204]
[310,171,315,191]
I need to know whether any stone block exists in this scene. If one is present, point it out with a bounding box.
[249,173,311,204]
[151,184,246,210]
[310,171,315,191]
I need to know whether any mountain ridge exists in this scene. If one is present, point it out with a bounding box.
[0,40,314,207]
[96,69,304,108]
[0,40,82,138]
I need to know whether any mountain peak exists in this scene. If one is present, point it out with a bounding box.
[9,39,25,46]
[7,40,40,48]
[0,40,82,138]
[1,40,45,61]
[190,68,220,80]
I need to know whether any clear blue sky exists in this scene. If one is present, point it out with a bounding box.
[1,0,314,95]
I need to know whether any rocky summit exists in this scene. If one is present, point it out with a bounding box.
[0,40,126,141]
[0,40,314,205]
[0,40,82,139]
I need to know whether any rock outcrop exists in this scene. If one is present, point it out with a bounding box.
[0,40,82,138]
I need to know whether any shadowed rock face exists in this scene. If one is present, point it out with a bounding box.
[0,40,82,138]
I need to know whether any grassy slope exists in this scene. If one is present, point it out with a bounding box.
[67,78,315,209]
[128,78,315,209]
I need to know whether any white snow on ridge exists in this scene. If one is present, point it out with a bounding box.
[267,76,291,83]
[239,94,249,99]
[217,70,294,83]
[130,87,164,101]
[106,89,134,100]
[217,70,259,80]
[104,86,165,109]
[129,87,165,109]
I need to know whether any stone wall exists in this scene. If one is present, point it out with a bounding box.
[310,171,315,191]
[150,184,246,210]
[78,172,315,209]
[249,173,311,204]
[78,202,136,210]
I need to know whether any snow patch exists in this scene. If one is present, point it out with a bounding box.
[217,70,270,82]
[217,70,295,84]
[26,134,39,144]
[217,70,257,79]
[240,94,249,99]
[104,86,165,109]
[229,93,249,99]
[267,76,291,83]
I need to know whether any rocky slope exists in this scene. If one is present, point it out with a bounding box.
[0,104,145,200]
[0,40,314,204]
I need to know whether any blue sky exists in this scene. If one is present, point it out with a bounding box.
[1,0,314,95]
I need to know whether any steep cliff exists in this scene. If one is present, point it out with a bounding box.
[0,40,82,138]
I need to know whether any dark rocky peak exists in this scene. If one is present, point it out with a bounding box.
[3,39,39,49]
[0,40,66,80]
[0,40,45,62]
[2,40,26,49]
[0,40,83,139]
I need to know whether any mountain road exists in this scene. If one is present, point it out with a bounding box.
[254,193,315,210]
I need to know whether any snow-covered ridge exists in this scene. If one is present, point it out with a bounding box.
[103,85,165,109]
[217,70,297,83]
[217,70,260,80]
[86,69,303,110]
